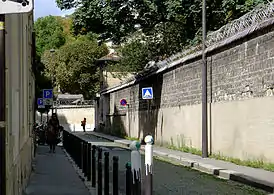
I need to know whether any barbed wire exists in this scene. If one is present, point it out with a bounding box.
[207,2,274,46]
[102,1,274,92]
[163,2,274,64]
[53,100,94,106]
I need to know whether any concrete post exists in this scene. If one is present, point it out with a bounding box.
[144,135,154,195]
[130,141,142,195]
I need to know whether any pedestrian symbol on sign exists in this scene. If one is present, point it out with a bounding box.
[142,87,153,99]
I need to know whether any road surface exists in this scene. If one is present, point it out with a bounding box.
[77,133,267,195]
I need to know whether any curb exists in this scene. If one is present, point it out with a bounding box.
[89,132,274,194]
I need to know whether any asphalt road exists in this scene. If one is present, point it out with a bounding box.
[79,133,267,195]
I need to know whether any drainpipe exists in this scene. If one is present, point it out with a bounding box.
[202,0,208,158]
[0,14,6,195]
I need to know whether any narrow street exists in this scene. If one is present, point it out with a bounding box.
[77,133,267,195]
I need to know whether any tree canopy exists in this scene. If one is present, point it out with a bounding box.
[34,15,66,56]
[41,35,108,99]
[34,14,109,115]
[55,0,269,73]
[56,0,268,43]
[34,0,269,106]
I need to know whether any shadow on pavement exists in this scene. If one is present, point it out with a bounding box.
[24,145,90,195]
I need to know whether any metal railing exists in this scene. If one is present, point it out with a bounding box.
[62,130,148,195]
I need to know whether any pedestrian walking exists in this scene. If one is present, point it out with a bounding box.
[47,113,60,153]
[81,118,86,132]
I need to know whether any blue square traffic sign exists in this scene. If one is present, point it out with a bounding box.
[37,98,45,108]
[142,87,153,99]
[43,89,53,99]
[37,98,44,106]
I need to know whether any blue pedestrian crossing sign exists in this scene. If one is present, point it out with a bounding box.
[142,87,153,99]
[43,89,53,99]
[37,98,45,108]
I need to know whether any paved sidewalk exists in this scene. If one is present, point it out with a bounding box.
[24,145,91,195]
[88,131,274,193]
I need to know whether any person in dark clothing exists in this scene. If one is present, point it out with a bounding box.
[47,113,59,153]
[81,118,86,132]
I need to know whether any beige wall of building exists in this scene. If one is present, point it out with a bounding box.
[37,106,95,127]
[5,12,35,195]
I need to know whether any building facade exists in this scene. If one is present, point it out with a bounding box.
[4,12,35,195]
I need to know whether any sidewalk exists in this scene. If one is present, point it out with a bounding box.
[24,145,91,195]
[88,131,274,194]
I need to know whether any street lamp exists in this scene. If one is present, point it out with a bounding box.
[50,49,55,114]
[201,0,208,158]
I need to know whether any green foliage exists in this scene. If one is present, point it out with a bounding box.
[34,14,108,101]
[42,36,108,99]
[34,16,69,113]
[34,15,66,56]
[117,40,150,72]
[56,0,269,73]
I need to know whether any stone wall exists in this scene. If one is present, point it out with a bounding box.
[98,24,274,162]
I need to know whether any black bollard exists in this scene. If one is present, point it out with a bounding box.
[76,136,80,167]
[91,145,96,187]
[78,137,82,168]
[69,133,72,156]
[144,138,153,195]
[74,136,77,163]
[72,135,76,161]
[104,152,109,195]
[64,131,67,150]
[83,142,87,176]
[73,136,76,163]
[126,162,132,195]
[66,132,70,154]
[113,156,119,195]
[63,131,66,149]
[132,169,141,195]
[97,147,103,195]
[80,141,84,170]
[87,143,92,181]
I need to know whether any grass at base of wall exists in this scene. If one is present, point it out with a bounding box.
[167,145,274,172]
[124,136,139,141]
[115,135,274,172]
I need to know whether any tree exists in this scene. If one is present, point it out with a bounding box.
[56,0,269,44]
[42,35,108,99]
[34,15,70,112]
[55,0,269,80]
[117,40,150,73]
[34,15,67,56]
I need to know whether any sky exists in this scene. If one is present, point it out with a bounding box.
[34,0,75,20]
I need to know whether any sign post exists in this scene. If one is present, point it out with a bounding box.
[43,89,54,113]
